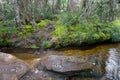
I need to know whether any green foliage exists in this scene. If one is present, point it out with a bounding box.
[0,3,14,20]
[42,41,53,49]
[37,20,50,28]
[24,25,34,33]
[110,22,120,42]
[0,20,15,27]
[57,12,81,26]
[50,21,115,48]
[112,19,120,26]
[0,22,17,45]
[4,4,14,20]
[30,45,39,49]
[52,25,67,38]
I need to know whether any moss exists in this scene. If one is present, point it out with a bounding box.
[112,19,120,26]
[37,20,51,28]
[30,45,39,49]
[24,25,34,33]
[52,25,67,38]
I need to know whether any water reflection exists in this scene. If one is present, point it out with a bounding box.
[106,48,120,80]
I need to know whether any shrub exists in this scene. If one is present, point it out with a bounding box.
[50,20,115,48]
[0,22,17,45]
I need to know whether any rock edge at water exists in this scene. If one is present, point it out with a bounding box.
[0,52,29,80]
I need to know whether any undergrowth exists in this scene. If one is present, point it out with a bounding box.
[0,21,17,45]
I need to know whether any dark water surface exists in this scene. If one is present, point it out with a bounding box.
[1,43,120,80]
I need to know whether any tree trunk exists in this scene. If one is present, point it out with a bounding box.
[14,0,24,31]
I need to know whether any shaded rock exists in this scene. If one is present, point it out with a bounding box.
[39,55,93,73]
[20,68,67,80]
[0,52,29,79]
[70,77,96,80]
[20,70,53,80]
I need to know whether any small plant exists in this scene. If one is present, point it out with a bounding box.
[37,20,52,28]
[42,41,53,49]
[24,25,34,33]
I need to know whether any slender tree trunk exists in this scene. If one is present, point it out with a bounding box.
[70,0,75,12]
[14,0,24,31]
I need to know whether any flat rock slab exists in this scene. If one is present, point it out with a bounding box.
[40,55,93,73]
[0,52,29,79]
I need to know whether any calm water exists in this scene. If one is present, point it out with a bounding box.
[1,43,120,80]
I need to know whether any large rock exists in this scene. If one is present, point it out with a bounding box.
[39,55,93,73]
[21,55,94,80]
[0,52,16,62]
[21,58,67,80]
[0,52,29,79]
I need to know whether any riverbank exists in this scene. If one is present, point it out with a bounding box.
[0,19,120,49]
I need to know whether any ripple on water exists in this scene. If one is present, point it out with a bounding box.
[106,48,120,80]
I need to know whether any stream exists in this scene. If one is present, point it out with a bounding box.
[1,43,120,80]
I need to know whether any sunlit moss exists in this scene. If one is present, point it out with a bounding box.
[52,25,67,38]
[24,25,34,32]
[112,19,120,26]
[30,45,39,49]
[37,20,51,28]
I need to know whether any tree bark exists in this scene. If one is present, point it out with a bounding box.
[14,0,24,31]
